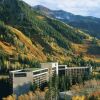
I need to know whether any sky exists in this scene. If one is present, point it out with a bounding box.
[23,0,100,18]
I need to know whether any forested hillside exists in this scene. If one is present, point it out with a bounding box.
[34,5,100,38]
[0,0,86,46]
[0,0,100,71]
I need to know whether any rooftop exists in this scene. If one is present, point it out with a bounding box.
[25,68,41,71]
[41,62,58,64]
[10,68,41,73]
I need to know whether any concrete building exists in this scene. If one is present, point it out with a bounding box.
[9,69,33,96]
[58,65,92,77]
[9,62,92,96]
[9,62,58,96]
[33,68,49,87]
[41,62,58,75]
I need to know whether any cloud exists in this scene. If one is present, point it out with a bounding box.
[23,0,100,18]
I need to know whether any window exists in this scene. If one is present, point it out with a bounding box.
[52,67,56,70]
[40,69,48,73]
[33,71,40,75]
[59,66,65,68]
[14,73,27,77]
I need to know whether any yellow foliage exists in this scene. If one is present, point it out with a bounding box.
[24,94,30,100]
[8,26,47,62]
[37,16,45,20]
[18,95,24,100]
[72,95,86,100]
[0,41,15,55]
[4,95,15,100]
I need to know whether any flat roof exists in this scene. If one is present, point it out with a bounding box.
[32,68,48,72]
[41,62,58,64]
[27,68,41,71]
[59,65,67,66]
[10,68,48,73]
[66,66,90,69]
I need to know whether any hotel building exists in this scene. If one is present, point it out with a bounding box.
[58,65,92,77]
[9,62,58,96]
[9,62,92,96]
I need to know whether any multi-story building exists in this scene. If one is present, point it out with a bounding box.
[41,62,58,76]
[9,62,58,96]
[58,65,92,77]
[9,69,33,96]
[33,68,49,87]
[9,62,92,96]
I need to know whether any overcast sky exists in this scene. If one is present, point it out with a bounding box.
[23,0,100,18]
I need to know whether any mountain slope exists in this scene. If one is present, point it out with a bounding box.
[0,0,87,47]
[0,0,100,68]
[0,21,75,65]
[33,5,100,38]
[0,21,47,61]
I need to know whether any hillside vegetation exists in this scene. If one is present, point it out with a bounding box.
[34,5,100,38]
[0,0,100,70]
[0,21,46,61]
[0,0,87,46]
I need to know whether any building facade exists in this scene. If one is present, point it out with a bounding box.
[9,62,92,96]
[58,65,92,77]
[9,62,58,96]
[33,68,49,87]
[41,62,58,75]
[9,69,33,96]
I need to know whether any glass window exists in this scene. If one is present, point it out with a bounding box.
[14,73,27,77]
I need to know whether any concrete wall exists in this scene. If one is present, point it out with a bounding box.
[41,62,58,75]
[12,72,33,96]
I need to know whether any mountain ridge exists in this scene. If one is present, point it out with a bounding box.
[33,5,100,38]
